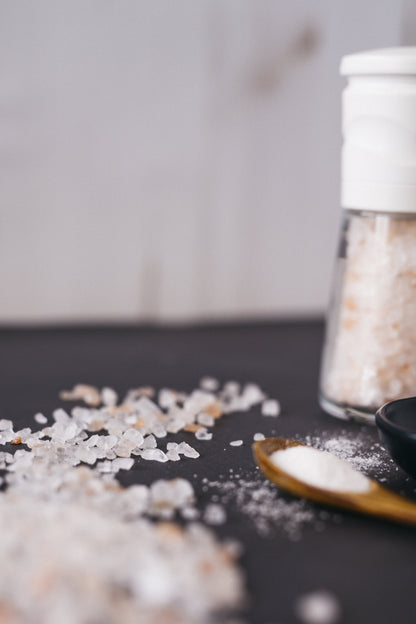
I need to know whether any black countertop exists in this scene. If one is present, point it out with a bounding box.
[1,321,415,624]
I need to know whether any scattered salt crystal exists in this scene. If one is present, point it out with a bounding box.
[204,503,227,525]
[241,383,265,408]
[60,384,101,406]
[97,460,114,473]
[53,408,71,423]
[158,389,178,409]
[181,506,200,520]
[195,428,213,441]
[184,391,216,417]
[122,429,144,446]
[101,387,118,407]
[0,431,15,444]
[295,590,341,624]
[197,412,215,427]
[125,414,138,425]
[222,381,240,397]
[125,484,150,514]
[76,447,98,465]
[166,418,186,434]
[261,399,281,417]
[142,434,157,450]
[166,449,181,462]
[86,434,100,448]
[253,433,265,441]
[200,376,220,392]
[150,479,195,516]
[152,422,167,438]
[135,397,160,417]
[96,435,118,450]
[62,422,78,441]
[14,427,32,443]
[230,440,243,447]
[177,442,200,459]
[105,419,125,437]
[114,442,133,458]
[112,457,134,471]
[140,449,168,463]
[270,446,371,493]
[124,386,155,402]
[34,413,47,424]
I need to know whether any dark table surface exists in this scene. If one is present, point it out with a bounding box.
[1,321,415,624]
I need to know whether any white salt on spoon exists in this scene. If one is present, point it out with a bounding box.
[270,445,370,493]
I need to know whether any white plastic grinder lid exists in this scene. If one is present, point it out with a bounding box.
[340,47,416,213]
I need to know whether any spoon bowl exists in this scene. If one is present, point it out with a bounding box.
[253,437,416,527]
[375,397,416,478]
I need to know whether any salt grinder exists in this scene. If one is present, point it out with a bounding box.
[320,48,416,424]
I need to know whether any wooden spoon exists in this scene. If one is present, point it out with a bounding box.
[253,437,416,527]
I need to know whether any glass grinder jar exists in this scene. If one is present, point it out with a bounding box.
[320,48,416,424]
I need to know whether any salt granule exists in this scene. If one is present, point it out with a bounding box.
[195,428,213,441]
[112,457,135,471]
[241,383,266,407]
[60,383,102,406]
[140,449,168,463]
[270,446,371,493]
[34,413,48,424]
[123,428,144,446]
[158,388,179,409]
[124,386,155,401]
[166,449,181,461]
[261,399,281,417]
[150,479,195,516]
[222,381,241,397]
[197,412,215,427]
[200,376,220,392]
[152,422,167,438]
[295,590,341,624]
[101,387,118,407]
[142,434,157,449]
[177,442,200,459]
[181,506,200,520]
[230,440,243,447]
[253,433,265,441]
[204,503,227,526]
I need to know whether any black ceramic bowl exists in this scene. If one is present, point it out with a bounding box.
[376,397,416,479]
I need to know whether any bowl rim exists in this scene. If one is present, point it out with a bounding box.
[376,397,416,440]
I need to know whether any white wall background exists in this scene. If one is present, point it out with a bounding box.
[0,0,405,323]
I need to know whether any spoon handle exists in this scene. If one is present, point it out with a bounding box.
[353,487,416,527]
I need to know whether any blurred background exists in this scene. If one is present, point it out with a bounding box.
[0,0,413,324]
